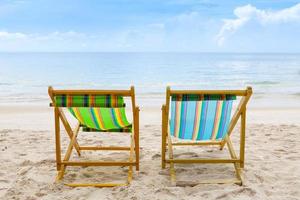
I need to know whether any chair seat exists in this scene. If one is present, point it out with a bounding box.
[169,99,233,141]
[68,107,131,132]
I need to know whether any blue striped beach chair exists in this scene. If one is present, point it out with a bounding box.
[161,87,252,186]
[48,86,139,187]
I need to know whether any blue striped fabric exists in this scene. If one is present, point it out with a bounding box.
[169,99,233,141]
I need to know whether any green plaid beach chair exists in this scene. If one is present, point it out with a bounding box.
[48,86,139,187]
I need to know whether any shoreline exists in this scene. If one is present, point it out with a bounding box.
[0,99,300,132]
[0,92,300,106]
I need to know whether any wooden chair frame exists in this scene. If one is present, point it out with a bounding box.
[48,86,140,187]
[161,86,252,186]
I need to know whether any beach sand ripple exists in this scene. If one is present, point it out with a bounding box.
[0,123,299,200]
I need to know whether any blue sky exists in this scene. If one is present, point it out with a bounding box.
[0,0,300,52]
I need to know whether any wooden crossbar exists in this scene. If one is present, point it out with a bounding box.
[62,161,136,166]
[65,183,128,187]
[169,90,248,96]
[176,178,242,187]
[50,89,132,96]
[166,159,240,164]
[79,146,131,151]
[172,141,221,146]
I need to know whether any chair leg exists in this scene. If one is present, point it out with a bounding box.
[55,121,81,183]
[167,134,176,185]
[127,135,135,183]
[55,165,65,181]
[161,105,167,169]
[134,136,139,171]
[54,107,62,171]
[134,107,140,171]
[226,137,243,185]
[161,136,166,169]
[240,110,246,168]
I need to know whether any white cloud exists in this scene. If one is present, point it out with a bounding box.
[34,31,86,41]
[0,11,218,52]
[172,11,200,23]
[216,3,300,46]
[0,30,86,41]
[4,5,299,52]
[148,23,165,29]
[0,30,89,51]
[0,31,27,39]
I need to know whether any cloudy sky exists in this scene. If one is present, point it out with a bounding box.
[0,0,300,52]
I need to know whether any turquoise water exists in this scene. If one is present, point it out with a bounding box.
[0,52,299,104]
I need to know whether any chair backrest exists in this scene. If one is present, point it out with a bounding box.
[169,94,236,141]
[166,87,252,141]
[48,87,136,131]
[49,87,135,108]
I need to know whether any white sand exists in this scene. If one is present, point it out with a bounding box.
[0,103,300,200]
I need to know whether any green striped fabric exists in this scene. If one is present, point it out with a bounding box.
[171,94,236,101]
[68,107,132,132]
[54,95,125,107]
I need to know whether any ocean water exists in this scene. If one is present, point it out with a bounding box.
[0,52,299,105]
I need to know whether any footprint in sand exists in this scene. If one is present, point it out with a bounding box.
[20,160,34,166]
[154,188,176,197]
[17,166,33,176]
[151,153,160,160]
[254,173,264,183]
[175,168,188,173]
[144,125,152,128]
[35,192,46,198]
[153,132,160,136]
[177,152,198,158]
[1,146,7,151]
[232,187,257,197]
[216,193,231,199]
[138,171,148,175]
[82,172,93,178]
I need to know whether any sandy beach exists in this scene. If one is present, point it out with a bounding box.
[1,0,300,198]
[0,96,300,200]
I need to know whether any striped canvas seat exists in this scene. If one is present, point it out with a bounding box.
[170,94,235,141]
[68,107,132,132]
[53,94,131,132]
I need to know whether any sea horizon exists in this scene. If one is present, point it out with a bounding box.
[1,52,299,107]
